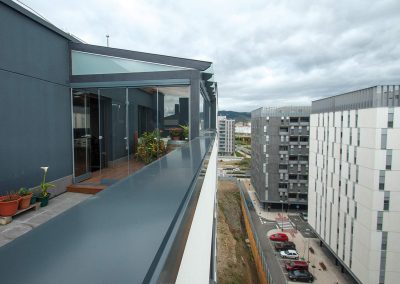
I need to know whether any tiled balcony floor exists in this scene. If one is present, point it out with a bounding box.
[0,192,91,247]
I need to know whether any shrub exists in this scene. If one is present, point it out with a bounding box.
[136,130,166,164]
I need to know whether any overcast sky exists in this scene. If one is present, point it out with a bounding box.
[20,0,400,111]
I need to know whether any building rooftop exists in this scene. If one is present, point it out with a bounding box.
[311,85,400,113]
[251,106,311,118]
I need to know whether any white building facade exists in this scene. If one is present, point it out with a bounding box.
[308,85,400,284]
[218,116,235,155]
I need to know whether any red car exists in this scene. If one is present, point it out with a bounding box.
[269,233,289,242]
[285,260,309,271]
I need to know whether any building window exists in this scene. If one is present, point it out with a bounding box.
[354,203,357,219]
[348,112,350,127]
[384,191,390,211]
[356,166,359,183]
[388,108,394,128]
[354,148,357,164]
[386,149,392,170]
[357,130,360,146]
[379,170,385,190]
[381,231,388,250]
[377,211,383,231]
[381,129,387,150]
[355,112,358,127]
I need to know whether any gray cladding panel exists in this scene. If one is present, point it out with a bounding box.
[0,3,70,85]
[0,70,72,193]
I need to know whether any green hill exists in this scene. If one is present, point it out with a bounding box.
[218,111,251,122]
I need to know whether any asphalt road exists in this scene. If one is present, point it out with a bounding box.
[288,215,317,238]
[238,180,288,284]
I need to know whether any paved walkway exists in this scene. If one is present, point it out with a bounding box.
[0,192,91,247]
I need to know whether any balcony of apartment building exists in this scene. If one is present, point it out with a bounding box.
[278,164,289,173]
[278,145,289,154]
[299,116,310,126]
[0,41,218,282]
[279,126,289,135]
[287,192,308,204]
[0,135,219,283]
[299,136,309,146]
[289,117,300,124]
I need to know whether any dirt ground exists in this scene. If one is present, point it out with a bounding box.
[217,180,260,284]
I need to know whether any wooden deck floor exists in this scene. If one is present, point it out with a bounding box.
[67,158,146,194]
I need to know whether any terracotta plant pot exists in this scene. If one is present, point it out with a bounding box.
[0,195,21,217]
[19,193,33,210]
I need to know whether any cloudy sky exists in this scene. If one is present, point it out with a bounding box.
[20,0,400,111]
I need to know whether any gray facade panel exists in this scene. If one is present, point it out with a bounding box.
[0,70,72,193]
[0,3,72,194]
[0,2,70,85]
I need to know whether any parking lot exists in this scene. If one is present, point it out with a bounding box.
[240,178,355,284]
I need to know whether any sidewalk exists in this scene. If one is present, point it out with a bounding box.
[0,192,91,248]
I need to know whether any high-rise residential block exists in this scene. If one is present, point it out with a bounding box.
[218,116,235,155]
[251,106,311,209]
[308,85,400,284]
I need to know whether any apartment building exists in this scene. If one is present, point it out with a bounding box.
[308,85,400,284]
[218,116,235,155]
[251,106,311,209]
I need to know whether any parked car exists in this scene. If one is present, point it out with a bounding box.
[269,233,289,242]
[288,269,314,282]
[274,241,296,251]
[280,249,299,259]
[285,260,309,271]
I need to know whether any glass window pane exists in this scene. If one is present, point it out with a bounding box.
[72,51,191,75]
[157,86,190,145]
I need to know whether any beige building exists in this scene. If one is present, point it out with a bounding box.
[308,85,400,284]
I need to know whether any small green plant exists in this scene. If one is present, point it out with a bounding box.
[2,191,19,201]
[180,124,189,140]
[18,187,31,196]
[136,130,166,164]
[40,167,55,197]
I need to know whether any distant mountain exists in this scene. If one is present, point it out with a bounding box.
[218,111,251,122]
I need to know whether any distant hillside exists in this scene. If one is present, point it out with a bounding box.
[218,111,251,122]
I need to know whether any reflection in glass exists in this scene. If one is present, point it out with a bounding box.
[199,93,204,133]
[158,86,190,141]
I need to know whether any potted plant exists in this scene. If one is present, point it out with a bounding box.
[37,166,55,207]
[169,127,183,140]
[136,130,166,164]
[0,192,21,217]
[180,124,189,140]
[18,187,33,210]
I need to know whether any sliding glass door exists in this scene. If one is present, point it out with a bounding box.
[72,85,192,183]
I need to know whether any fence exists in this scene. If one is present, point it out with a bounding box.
[238,183,286,284]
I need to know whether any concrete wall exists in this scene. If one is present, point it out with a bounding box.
[0,3,72,194]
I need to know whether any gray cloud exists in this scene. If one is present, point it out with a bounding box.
[21,0,400,111]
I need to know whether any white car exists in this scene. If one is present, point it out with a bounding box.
[280,250,299,259]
